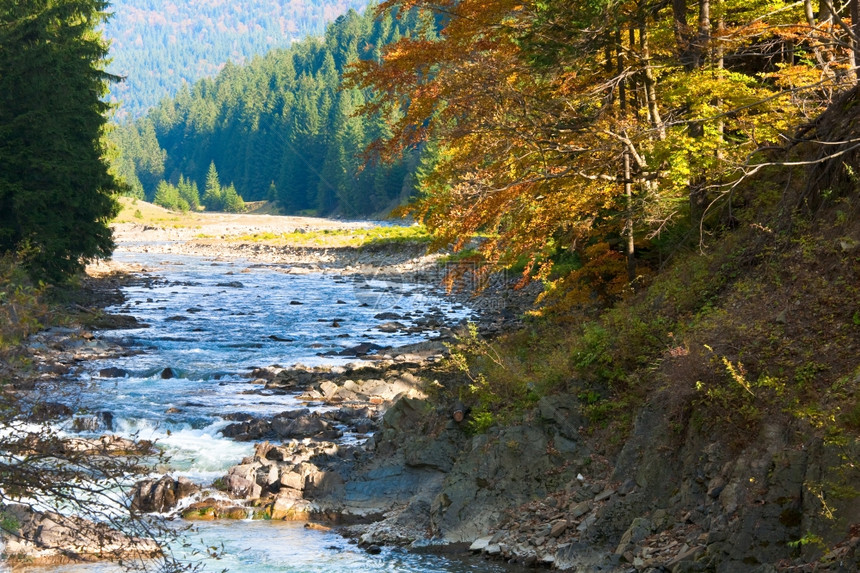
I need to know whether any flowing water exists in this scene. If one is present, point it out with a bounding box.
[25,250,511,573]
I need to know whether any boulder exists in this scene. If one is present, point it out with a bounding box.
[28,402,73,422]
[271,414,342,440]
[131,475,199,513]
[71,411,114,432]
[97,367,129,378]
[181,499,247,520]
[1,503,161,566]
[269,495,313,520]
[225,463,263,499]
[378,321,406,333]
[221,418,271,441]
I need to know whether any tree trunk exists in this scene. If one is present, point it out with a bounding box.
[673,0,694,69]
[696,0,711,67]
[617,28,626,110]
[624,150,636,283]
[852,0,860,81]
[639,14,665,139]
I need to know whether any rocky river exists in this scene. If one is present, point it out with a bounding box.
[11,247,521,572]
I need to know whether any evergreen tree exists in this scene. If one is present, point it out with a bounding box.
[202,161,223,210]
[177,175,200,210]
[222,183,245,213]
[153,180,187,211]
[0,0,122,281]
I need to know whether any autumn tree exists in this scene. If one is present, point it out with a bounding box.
[347,0,855,303]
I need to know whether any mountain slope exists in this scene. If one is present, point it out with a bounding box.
[111,7,430,216]
[104,0,370,119]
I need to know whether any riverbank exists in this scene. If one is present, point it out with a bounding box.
[7,199,857,572]
[115,203,858,573]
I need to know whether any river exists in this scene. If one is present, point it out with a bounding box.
[26,249,510,573]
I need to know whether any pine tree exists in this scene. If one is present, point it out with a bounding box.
[177,175,200,210]
[0,0,122,281]
[222,183,245,213]
[202,161,223,210]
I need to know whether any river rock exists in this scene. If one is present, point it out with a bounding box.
[374,312,402,320]
[271,414,342,440]
[1,503,161,566]
[267,369,318,389]
[225,463,263,499]
[269,495,313,520]
[221,418,271,441]
[28,402,73,422]
[71,411,114,432]
[58,435,153,455]
[181,498,247,520]
[335,343,383,357]
[377,321,406,333]
[382,396,431,433]
[97,367,129,378]
[131,475,199,513]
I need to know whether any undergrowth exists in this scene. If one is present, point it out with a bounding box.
[0,257,50,351]
[445,171,860,461]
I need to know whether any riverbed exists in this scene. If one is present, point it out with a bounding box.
[24,249,508,572]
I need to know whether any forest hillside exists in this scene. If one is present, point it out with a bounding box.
[103,0,370,118]
[110,7,429,216]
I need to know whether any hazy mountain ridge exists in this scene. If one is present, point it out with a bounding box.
[104,0,369,119]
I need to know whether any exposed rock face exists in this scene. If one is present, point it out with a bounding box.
[1,503,160,567]
[207,350,860,571]
[131,475,200,513]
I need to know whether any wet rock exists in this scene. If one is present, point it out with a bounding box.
[374,312,402,320]
[216,281,244,288]
[97,367,129,378]
[28,402,72,422]
[2,503,161,566]
[377,321,406,333]
[71,411,114,432]
[58,435,153,455]
[267,369,318,389]
[161,367,176,379]
[268,334,294,342]
[165,315,189,322]
[221,418,271,441]
[335,343,383,357]
[269,495,312,520]
[181,499,247,520]
[131,475,199,513]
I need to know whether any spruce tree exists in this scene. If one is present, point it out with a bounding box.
[202,161,223,210]
[0,0,122,281]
